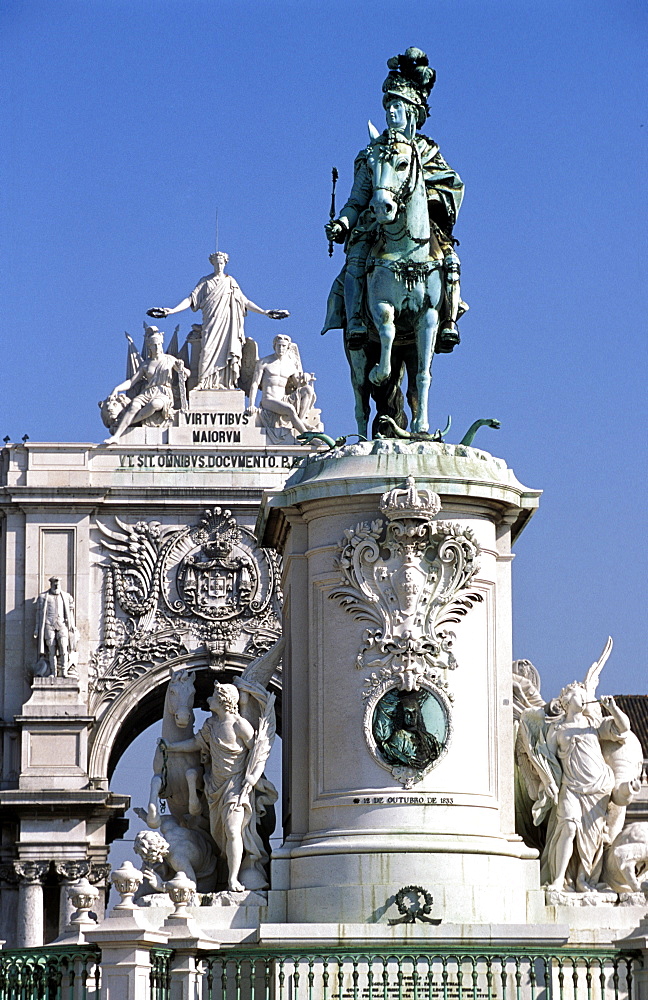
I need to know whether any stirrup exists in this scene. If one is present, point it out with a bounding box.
[436,322,461,354]
[345,327,367,351]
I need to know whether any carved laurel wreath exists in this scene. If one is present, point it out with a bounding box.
[389,885,436,924]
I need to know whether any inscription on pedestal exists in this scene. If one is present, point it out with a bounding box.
[115,451,301,471]
[352,794,455,805]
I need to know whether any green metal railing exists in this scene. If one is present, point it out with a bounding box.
[197,950,640,1000]
[0,944,639,1000]
[0,945,100,999]
[150,948,173,1000]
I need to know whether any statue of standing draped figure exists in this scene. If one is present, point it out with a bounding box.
[148,251,289,391]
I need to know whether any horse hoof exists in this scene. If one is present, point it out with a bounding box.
[368,365,389,387]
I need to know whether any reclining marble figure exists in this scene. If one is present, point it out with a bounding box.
[101,326,190,444]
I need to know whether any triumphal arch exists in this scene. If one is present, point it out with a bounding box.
[0,306,322,947]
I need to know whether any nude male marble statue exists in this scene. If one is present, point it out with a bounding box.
[246,334,317,435]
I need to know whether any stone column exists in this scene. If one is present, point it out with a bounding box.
[89,862,111,923]
[54,860,91,935]
[259,441,543,925]
[14,860,49,947]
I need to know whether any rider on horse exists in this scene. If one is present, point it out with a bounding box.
[322,48,467,354]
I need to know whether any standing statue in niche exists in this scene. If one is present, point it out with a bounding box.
[34,577,78,678]
[148,251,289,391]
[322,48,467,438]
[246,333,322,437]
[516,638,644,897]
[100,326,190,444]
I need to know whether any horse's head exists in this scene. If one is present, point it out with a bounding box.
[367,128,417,226]
[166,668,196,729]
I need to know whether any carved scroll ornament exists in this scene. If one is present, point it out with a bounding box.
[330,477,482,785]
[330,477,482,693]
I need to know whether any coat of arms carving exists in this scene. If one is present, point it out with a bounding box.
[330,477,483,785]
[92,508,281,712]
[173,510,263,621]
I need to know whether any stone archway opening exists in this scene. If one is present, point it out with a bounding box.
[96,659,284,891]
[105,663,283,783]
[90,655,283,787]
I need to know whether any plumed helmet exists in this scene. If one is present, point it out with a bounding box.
[382,47,436,128]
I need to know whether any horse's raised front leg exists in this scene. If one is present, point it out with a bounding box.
[411,306,439,434]
[144,772,164,827]
[368,301,395,387]
[186,766,203,816]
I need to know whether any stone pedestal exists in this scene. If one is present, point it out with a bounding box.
[259,440,543,925]
[85,915,168,999]
[18,677,90,791]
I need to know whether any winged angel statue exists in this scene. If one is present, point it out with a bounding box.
[516,638,643,895]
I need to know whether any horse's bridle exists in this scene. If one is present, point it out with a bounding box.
[369,129,420,213]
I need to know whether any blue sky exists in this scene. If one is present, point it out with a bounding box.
[2,0,647,707]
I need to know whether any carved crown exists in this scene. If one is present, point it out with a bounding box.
[380,476,441,521]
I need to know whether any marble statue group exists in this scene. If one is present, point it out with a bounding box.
[514,639,646,901]
[98,250,323,442]
[134,645,282,898]
[93,47,648,912]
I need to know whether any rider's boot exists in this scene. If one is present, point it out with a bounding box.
[344,254,369,350]
[437,249,463,353]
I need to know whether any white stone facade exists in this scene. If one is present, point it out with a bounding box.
[2,419,648,956]
[259,441,544,925]
[0,388,309,947]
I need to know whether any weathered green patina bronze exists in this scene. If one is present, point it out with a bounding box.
[372,687,445,772]
[323,48,467,439]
